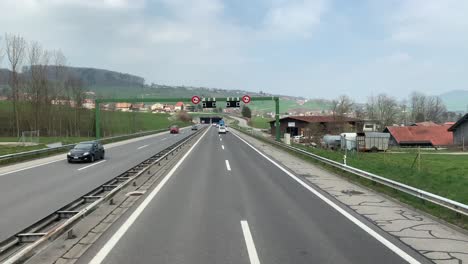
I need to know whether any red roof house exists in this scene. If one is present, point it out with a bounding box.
[384,124,453,147]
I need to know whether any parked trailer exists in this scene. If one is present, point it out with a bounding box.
[340,133,357,151]
[356,132,390,152]
[322,135,341,150]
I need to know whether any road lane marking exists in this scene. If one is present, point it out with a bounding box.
[232,132,421,264]
[225,160,231,171]
[222,145,225,150]
[0,159,62,177]
[0,131,177,177]
[220,138,222,141]
[77,160,106,171]
[241,220,261,264]
[89,127,210,264]
[137,144,149,150]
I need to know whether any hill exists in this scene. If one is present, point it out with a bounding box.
[0,66,331,113]
[439,90,468,112]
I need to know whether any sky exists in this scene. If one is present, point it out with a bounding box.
[0,0,467,101]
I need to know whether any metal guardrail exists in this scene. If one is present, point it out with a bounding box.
[0,129,169,162]
[0,127,206,264]
[233,126,468,217]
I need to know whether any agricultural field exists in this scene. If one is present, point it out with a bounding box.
[249,116,272,129]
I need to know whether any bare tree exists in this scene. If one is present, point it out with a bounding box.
[27,41,43,131]
[5,33,27,137]
[331,95,354,117]
[410,92,426,122]
[0,36,4,65]
[375,94,399,127]
[425,96,446,123]
[409,92,447,123]
[51,49,68,136]
[366,94,399,127]
[66,76,85,136]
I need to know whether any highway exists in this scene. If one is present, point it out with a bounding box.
[0,128,196,242]
[77,127,429,264]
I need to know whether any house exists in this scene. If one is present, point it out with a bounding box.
[184,104,195,112]
[151,103,165,111]
[116,103,132,112]
[51,99,76,107]
[384,124,453,147]
[448,114,468,146]
[164,104,175,112]
[174,102,184,111]
[268,116,363,138]
[82,99,95,109]
[130,103,148,112]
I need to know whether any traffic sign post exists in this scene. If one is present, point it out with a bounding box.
[202,97,217,108]
[95,95,281,141]
[226,97,240,108]
[191,96,201,105]
[242,95,251,104]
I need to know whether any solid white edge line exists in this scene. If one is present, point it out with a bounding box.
[241,220,261,264]
[137,144,149,150]
[231,132,421,264]
[88,128,210,264]
[225,160,231,171]
[77,160,106,171]
[0,159,62,177]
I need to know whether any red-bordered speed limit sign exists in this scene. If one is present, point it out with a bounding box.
[191,96,201,104]
[242,95,251,104]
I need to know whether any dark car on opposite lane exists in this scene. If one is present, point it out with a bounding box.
[67,141,105,163]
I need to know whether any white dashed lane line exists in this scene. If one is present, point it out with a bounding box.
[77,160,106,171]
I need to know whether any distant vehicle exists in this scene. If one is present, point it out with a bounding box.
[191,124,198,130]
[218,126,227,134]
[67,141,104,163]
[212,123,217,127]
[293,135,303,141]
[170,125,179,134]
[219,119,225,126]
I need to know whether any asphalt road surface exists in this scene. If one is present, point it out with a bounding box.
[78,127,429,264]
[0,128,196,242]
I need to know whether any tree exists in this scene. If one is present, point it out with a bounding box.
[331,95,353,118]
[425,96,446,123]
[177,111,192,122]
[366,94,399,127]
[241,105,251,118]
[5,33,27,137]
[410,92,426,122]
[409,92,447,123]
[66,76,85,136]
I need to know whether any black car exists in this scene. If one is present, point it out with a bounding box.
[67,141,105,163]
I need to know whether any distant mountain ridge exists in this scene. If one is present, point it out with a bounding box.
[438,90,468,112]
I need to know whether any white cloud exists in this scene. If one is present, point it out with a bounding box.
[390,0,468,45]
[263,0,328,37]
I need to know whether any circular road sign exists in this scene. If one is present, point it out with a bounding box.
[242,95,251,104]
[191,96,201,104]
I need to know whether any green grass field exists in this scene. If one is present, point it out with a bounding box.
[250,116,272,129]
[294,145,468,205]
